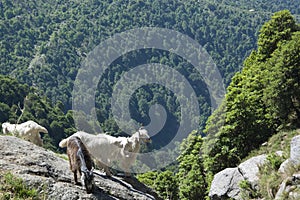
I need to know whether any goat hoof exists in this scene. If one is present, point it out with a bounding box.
[74,182,81,186]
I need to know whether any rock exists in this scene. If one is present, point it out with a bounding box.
[261,142,268,146]
[289,190,300,199]
[290,135,300,166]
[209,168,244,200]
[278,159,291,174]
[274,176,300,200]
[209,135,300,200]
[209,154,267,200]
[275,177,291,200]
[275,151,284,157]
[279,135,300,174]
[0,136,160,200]
[238,154,267,190]
[293,173,300,184]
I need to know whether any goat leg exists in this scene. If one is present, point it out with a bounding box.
[73,171,78,185]
[96,160,112,177]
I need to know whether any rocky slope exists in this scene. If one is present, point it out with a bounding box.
[0,135,161,200]
[209,133,300,200]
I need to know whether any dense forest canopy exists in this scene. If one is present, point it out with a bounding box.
[1,0,300,199]
[1,0,299,147]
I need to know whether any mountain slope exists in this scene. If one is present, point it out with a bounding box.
[0,0,281,91]
[0,135,160,200]
[1,1,299,137]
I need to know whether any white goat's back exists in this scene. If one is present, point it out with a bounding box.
[59,128,150,176]
[1,121,47,146]
[71,132,120,166]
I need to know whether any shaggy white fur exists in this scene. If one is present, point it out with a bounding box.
[2,120,48,146]
[59,127,151,177]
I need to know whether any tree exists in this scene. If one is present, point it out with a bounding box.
[154,170,178,200]
[257,10,298,60]
[177,131,206,200]
[263,32,300,124]
[0,102,10,123]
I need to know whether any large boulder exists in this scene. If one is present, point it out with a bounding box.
[290,135,300,166]
[209,155,267,200]
[209,168,244,200]
[238,154,267,190]
[0,135,160,200]
[279,135,300,174]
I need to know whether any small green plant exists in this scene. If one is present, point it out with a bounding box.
[55,153,68,161]
[239,180,260,199]
[267,153,285,170]
[137,171,159,188]
[257,159,283,199]
[0,172,39,200]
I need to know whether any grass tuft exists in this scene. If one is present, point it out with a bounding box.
[0,172,39,200]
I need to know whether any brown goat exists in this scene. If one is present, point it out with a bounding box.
[67,136,94,194]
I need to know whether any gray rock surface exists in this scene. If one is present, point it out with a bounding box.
[0,136,160,200]
[238,154,267,190]
[209,168,244,200]
[278,159,291,174]
[210,134,300,200]
[290,135,300,166]
[209,155,267,200]
[279,135,300,174]
[276,135,300,199]
[275,174,300,200]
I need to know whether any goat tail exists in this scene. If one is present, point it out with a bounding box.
[59,138,69,148]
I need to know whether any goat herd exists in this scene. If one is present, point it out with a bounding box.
[1,120,151,194]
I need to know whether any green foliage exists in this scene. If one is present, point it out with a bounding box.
[202,10,300,197]
[154,170,178,200]
[239,179,260,199]
[254,157,283,199]
[0,172,38,199]
[236,129,299,200]
[263,32,300,125]
[137,170,178,200]
[0,102,10,123]
[137,171,159,188]
[267,153,285,170]
[2,0,298,146]
[1,1,300,198]
[0,75,76,152]
[238,130,298,199]
[258,10,299,60]
[177,131,207,200]
[138,131,207,200]
[244,129,300,163]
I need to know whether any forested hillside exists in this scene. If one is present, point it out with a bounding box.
[136,10,300,199]
[1,0,299,142]
[1,0,300,199]
[0,75,76,151]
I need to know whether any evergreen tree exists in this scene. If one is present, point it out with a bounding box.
[154,170,178,200]
[257,10,298,60]
[177,130,206,200]
[263,32,300,124]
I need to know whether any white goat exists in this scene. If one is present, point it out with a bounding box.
[2,120,48,146]
[59,127,151,177]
